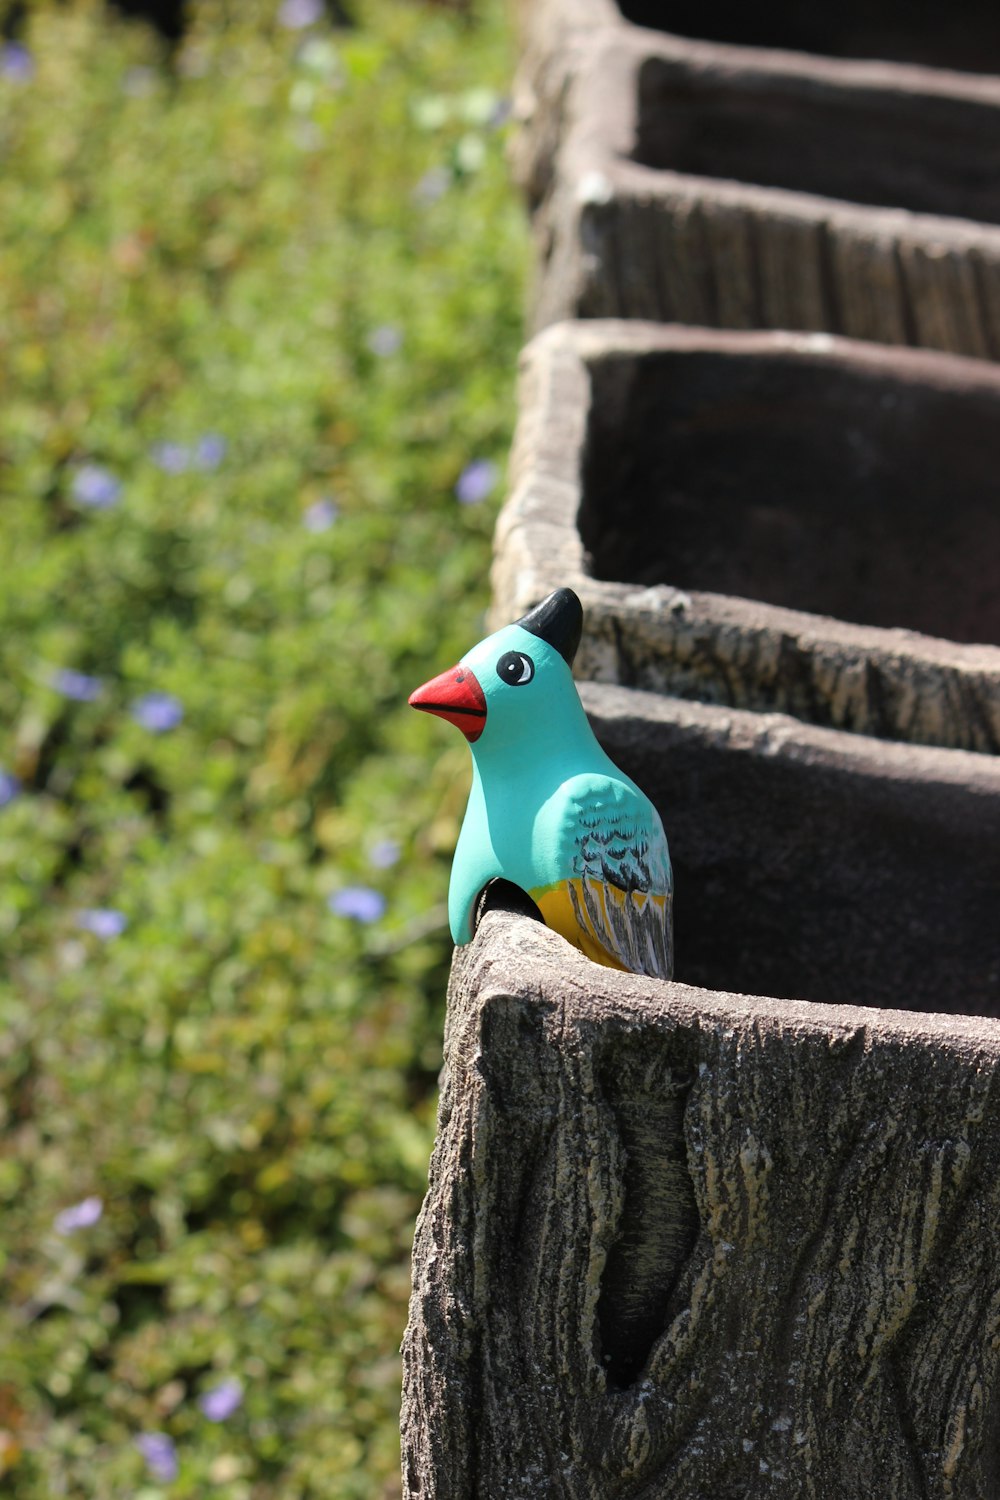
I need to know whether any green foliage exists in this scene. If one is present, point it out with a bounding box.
[0,1,527,1493]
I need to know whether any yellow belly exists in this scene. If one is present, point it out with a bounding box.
[532,878,668,972]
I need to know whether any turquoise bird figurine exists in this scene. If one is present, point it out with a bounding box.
[408,587,673,978]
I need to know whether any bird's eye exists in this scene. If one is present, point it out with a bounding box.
[496,650,535,687]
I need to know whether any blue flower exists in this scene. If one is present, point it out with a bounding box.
[150,436,225,472]
[279,0,324,27]
[489,97,513,129]
[455,459,498,506]
[198,1377,244,1422]
[54,1196,103,1234]
[412,166,450,205]
[131,692,183,732]
[71,464,122,509]
[303,496,338,532]
[76,909,128,939]
[150,441,191,474]
[52,668,104,703]
[136,1433,178,1484]
[0,770,20,808]
[0,42,33,81]
[367,324,402,358]
[195,433,227,469]
[328,887,386,923]
[122,66,156,97]
[369,838,400,869]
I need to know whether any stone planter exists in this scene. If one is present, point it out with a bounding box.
[519,22,1000,355]
[493,319,1000,753]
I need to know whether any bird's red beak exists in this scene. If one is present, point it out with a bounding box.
[408,665,487,743]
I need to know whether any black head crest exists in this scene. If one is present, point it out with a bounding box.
[514,588,583,667]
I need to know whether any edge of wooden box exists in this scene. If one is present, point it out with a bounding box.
[492,318,1000,752]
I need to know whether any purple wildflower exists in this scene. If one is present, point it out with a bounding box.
[369,838,400,869]
[71,464,121,510]
[195,434,227,469]
[413,166,450,205]
[131,692,183,732]
[367,324,402,358]
[303,496,338,532]
[136,1433,178,1484]
[123,66,156,97]
[328,886,386,923]
[455,459,498,506]
[76,909,128,939]
[0,42,33,81]
[198,1377,244,1422]
[150,441,191,474]
[279,0,324,27]
[52,668,103,703]
[0,770,20,807]
[54,1196,103,1234]
[489,96,513,130]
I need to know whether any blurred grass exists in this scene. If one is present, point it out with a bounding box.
[0,0,527,1493]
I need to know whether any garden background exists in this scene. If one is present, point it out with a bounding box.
[0,0,527,1493]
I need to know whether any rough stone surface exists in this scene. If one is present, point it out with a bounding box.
[519,25,1000,358]
[493,320,1000,753]
[401,905,1000,1499]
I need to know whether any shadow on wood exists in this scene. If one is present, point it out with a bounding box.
[581,682,1000,1016]
[401,906,1000,1498]
[620,0,1000,75]
[521,24,1000,357]
[493,320,1000,752]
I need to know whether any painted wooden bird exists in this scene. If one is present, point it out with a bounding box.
[408,587,673,977]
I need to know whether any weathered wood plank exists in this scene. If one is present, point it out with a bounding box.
[401,905,1000,1498]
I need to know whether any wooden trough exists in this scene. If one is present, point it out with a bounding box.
[402,896,1000,1499]
[578,682,1000,1014]
[402,318,1000,1493]
[518,18,1000,356]
[404,9,1000,1496]
[493,319,1000,753]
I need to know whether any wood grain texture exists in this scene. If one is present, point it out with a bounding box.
[492,320,1000,754]
[401,907,1000,1499]
[580,681,1000,1017]
[509,0,617,217]
[525,28,1000,360]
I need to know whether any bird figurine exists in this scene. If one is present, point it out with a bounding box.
[408,587,673,978]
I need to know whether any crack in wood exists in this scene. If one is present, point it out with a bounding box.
[595,1052,698,1388]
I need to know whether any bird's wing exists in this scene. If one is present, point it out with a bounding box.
[542,774,674,979]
